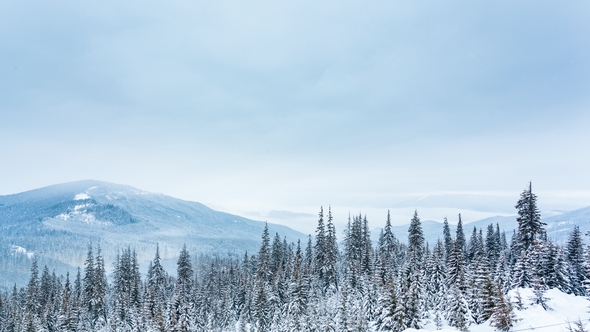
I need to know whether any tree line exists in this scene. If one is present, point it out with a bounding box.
[0,182,587,332]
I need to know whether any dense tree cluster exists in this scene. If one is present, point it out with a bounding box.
[0,183,588,331]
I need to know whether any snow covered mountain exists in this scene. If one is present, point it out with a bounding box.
[0,180,305,289]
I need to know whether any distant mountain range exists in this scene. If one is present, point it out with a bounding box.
[378,207,590,246]
[1,180,588,290]
[0,180,305,289]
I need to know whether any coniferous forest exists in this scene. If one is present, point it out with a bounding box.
[0,183,588,332]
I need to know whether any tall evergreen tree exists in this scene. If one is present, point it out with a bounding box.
[324,206,339,293]
[489,286,516,332]
[26,258,40,315]
[314,206,327,289]
[169,245,194,332]
[566,226,587,296]
[94,245,108,329]
[466,227,479,263]
[407,210,425,264]
[443,216,453,261]
[456,214,466,254]
[257,223,272,282]
[515,182,545,253]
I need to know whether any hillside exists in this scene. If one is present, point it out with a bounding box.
[0,180,305,289]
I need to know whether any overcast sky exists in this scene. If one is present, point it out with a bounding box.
[1,0,589,233]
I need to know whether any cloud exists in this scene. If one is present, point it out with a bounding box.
[0,0,589,220]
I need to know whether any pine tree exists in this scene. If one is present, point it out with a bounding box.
[271,232,284,278]
[59,272,76,332]
[253,280,271,332]
[456,214,466,254]
[336,286,351,332]
[486,224,501,269]
[257,223,272,282]
[407,210,425,264]
[361,215,373,276]
[94,245,108,328]
[324,206,339,293]
[146,244,168,328]
[511,251,532,289]
[567,226,587,296]
[39,265,52,309]
[314,206,326,286]
[489,287,516,332]
[429,240,448,313]
[447,241,467,294]
[396,210,425,330]
[377,210,398,284]
[466,227,479,263]
[529,277,550,311]
[82,244,95,329]
[443,216,453,261]
[169,245,194,332]
[515,182,545,253]
[447,285,469,332]
[566,319,589,332]
[26,258,40,315]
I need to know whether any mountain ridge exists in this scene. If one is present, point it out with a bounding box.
[380,207,590,245]
[0,180,306,289]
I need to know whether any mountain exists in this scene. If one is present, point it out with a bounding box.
[379,207,589,246]
[0,180,305,289]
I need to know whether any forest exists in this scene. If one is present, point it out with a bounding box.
[0,183,587,332]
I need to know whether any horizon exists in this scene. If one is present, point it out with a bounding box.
[2,178,586,235]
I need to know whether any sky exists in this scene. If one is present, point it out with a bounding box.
[1,0,590,234]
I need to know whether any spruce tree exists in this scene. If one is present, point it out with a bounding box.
[26,258,40,315]
[94,245,108,328]
[443,216,454,261]
[456,214,466,254]
[467,227,479,263]
[489,287,516,332]
[170,245,194,332]
[566,226,586,296]
[515,182,545,253]
[324,206,339,293]
[447,285,470,332]
[257,223,272,282]
[314,206,326,285]
[407,210,425,264]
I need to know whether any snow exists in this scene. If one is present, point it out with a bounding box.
[74,193,90,200]
[405,288,590,332]
[11,245,34,258]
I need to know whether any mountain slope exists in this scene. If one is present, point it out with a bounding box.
[0,180,305,288]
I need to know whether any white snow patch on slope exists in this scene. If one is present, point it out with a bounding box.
[11,245,34,258]
[74,193,90,200]
[405,288,590,332]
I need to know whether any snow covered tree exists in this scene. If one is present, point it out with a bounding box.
[374,277,398,331]
[26,258,40,315]
[567,226,587,296]
[169,245,194,332]
[443,216,453,261]
[407,210,425,265]
[146,244,168,329]
[489,287,516,332]
[446,286,470,332]
[515,182,545,253]
[257,223,272,283]
[456,214,466,254]
[324,206,339,293]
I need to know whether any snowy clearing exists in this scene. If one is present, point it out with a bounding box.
[407,288,590,332]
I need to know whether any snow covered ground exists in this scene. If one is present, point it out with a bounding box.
[407,288,590,332]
